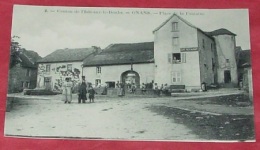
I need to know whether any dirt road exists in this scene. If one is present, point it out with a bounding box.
[4,92,254,141]
[4,96,200,140]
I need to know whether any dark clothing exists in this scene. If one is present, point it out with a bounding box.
[78,82,87,103]
[88,88,96,102]
[154,85,160,96]
[141,84,146,94]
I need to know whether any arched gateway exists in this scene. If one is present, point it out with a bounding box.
[121,70,140,88]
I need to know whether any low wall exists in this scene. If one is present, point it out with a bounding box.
[106,88,157,96]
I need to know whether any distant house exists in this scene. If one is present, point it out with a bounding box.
[83,42,154,88]
[37,47,101,91]
[8,49,42,93]
[236,49,252,100]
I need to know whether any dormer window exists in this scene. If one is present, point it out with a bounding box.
[172,22,178,31]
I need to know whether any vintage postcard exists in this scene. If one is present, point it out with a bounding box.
[5,5,254,141]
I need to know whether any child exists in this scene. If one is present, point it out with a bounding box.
[88,86,97,103]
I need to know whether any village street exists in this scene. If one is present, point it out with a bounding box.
[4,89,255,141]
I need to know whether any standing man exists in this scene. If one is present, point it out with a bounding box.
[78,76,87,103]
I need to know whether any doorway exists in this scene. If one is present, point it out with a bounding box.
[44,77,52,90]
[224,70,231,83]
[121,70,140,88]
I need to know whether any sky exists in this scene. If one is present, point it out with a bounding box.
[12,5,251,57]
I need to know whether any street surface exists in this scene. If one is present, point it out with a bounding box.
[4,89,255,141]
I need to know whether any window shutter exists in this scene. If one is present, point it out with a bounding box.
[168,53,172,63]
[181,53,186,63]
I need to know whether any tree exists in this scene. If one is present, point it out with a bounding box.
[10,36,22,68]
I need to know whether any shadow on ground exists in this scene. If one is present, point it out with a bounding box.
[148,105,255,141]
[181,94,252,107]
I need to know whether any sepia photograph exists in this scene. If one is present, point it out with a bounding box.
[5,5,254,141]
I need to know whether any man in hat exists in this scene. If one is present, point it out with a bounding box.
[78,76,87,103]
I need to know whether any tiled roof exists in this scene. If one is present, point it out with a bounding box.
[237,50,251,68]
[83,42,154,66]
[206,28,236,36]
[38,48,97,63]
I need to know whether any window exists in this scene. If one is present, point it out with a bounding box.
[226,59,230,67]
[25,82,30,88]
[202,39,205,49]
[172,72,181,83]
[172,22,178,31]
[96,66,101,74]
[26,69,30,77]
[226,59,230,63]
[172,37,179,46]
[67,64,72,71]
[44,77,51,85]
[181,53,186,63]
[46,64,51,73]
[168,53,186,63]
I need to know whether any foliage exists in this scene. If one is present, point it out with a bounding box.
[10,36,22,68]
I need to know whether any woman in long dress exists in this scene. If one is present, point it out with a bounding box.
[63,77,73,104]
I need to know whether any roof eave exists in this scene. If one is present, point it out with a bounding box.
[83,61,155,67]
[197,29,215,40]
[37,60,84,64]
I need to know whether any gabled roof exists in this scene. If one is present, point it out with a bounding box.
[38,47,97,63]
[153,13,197,33]
[205,28,236,36]
[18,49,42,68]
[153,13,214,40]
[83,42,154,66]
[237,49,251,68]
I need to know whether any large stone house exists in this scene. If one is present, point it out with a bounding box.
[36,47,101,91]
[8,49,41,93]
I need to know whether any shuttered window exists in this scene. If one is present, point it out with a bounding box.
[168,53,186,63]
[172,72,181,83]
[168,53,172,63]
[181,53,186,63]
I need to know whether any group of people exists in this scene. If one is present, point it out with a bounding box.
[62,78,171,101]
[114,81,170,96]
[62,76,97,104]
[154,83,170,96]
[141,82,170,96]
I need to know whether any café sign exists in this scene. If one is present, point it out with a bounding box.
[180,47,198,52]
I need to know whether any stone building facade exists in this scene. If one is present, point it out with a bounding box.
[37,14,241,92]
